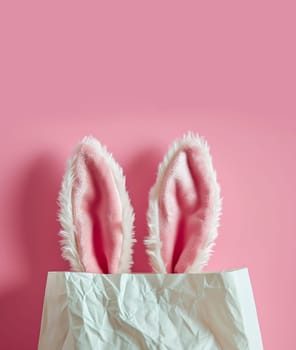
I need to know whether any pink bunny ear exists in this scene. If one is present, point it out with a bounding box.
[145,133,222,273]
[58,136,135,273]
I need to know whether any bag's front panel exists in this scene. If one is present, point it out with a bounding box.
[50,270,260,350]
[38,273,75,350]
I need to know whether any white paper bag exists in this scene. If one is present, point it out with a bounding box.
[38,268,263,350]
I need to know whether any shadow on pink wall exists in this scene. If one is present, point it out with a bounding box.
[124,147,162,273]
[0,155,68,349]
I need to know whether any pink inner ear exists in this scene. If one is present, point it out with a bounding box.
[158,146,211,273]
[72,144,123,273]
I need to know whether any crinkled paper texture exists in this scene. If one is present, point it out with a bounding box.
[38,269,263,350]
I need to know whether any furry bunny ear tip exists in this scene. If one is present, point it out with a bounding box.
[145,132,222,273]
[58,136,135,273]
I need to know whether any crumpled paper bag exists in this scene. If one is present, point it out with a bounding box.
[38,268,263,350]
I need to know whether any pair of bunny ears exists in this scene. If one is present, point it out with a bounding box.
[58,132,222,274]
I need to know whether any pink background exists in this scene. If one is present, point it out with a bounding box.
[0,1,295,349]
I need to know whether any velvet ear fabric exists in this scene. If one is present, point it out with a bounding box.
[146,133,222,273]
[58,136,135,273]
[58,133,220,274]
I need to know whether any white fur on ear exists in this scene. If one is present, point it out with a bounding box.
[58,149,84,271]
[58,136,136,272]
[145,132,222,273]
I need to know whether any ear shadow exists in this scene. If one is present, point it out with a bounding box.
[0,154,68,349]
[124,148,162,272]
